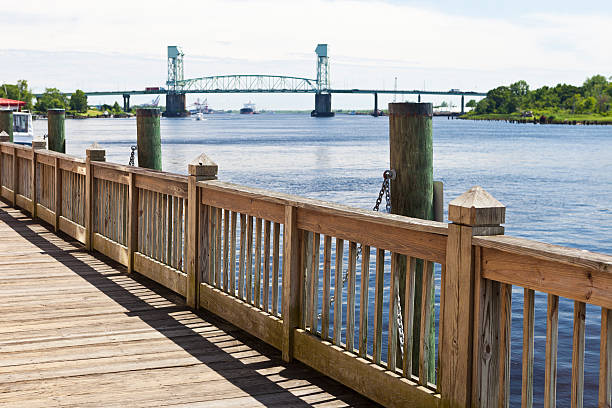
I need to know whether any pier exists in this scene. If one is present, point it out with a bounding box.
[1,140,611,407]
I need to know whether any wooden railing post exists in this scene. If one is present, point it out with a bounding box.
[440,186,505,408]
[85,143,105,251]
[0,133,8,195]
[54,156,61,232]
[282,205,302,362]
[186,153,218,309]
[12,145,17,207]
[31,139,46,219]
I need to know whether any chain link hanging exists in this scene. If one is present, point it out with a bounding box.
[128,145,137,166]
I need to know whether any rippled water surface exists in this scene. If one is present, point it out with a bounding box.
[34,114,612,405]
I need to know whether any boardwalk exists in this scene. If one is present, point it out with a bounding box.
[0,202,376,407]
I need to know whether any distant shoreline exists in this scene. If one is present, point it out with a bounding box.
[461,113,612,125]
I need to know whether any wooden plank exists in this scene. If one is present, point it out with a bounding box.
[54,157,61,231]
[36,203,55,227]
[272,222,280,316]
[15,194,33,214]
[333,238,344,346]
[215,208,222,288]
[239,213,246,299]
[359,245,371,359]
[302,231,312,330]
[522,288,535,408]
[388,252,399,372]
[134,252,187,296]
[480,246,612,310]
[403,257,416,378]
[197,283,283,354]
[58,216,87,244]
[298,208,446,264]
[223,209,229,292]
[321,235,332,340]
[571,301,585,408]
[544,294,559,408]
[373,248,385,365]
[310,232,321,334]
[600,308,612,407]
[93,233,129,266]
[499,283,512,407]
[281,205,301,362]
[200,185,285,224]
[1,186,13,201]
[293,329,440,408]
[93,164,130,185]
[58,157,86,174]
[134,173,188,199]
[186,175,200,308]
[230,211,237,295]
[263,219,271,312]
[254,217,262,307]
[346,241,357,351]
[246,215,253,303]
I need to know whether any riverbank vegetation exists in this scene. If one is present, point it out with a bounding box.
[464,75,612,123]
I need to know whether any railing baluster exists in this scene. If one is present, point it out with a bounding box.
[600,308,612,407]
[373,248,384,365]
[388,252,399,371]
[254,217,262,306]
[346,241,357,351]
[223,209,230,292]
[215,207,222,287]
[499,283,512,407]
[302,230,313,330]
[321,235,332,339]
[272,222,280,316]
[522,288,535,408]
[403,257,416,378]
[333,238,344,346]
[359,245,370,359]
[239,213,246,299]
[263,219,271,312]
[571,301,586,408]
[544,294,559,408]
[246,215,253,303]
[310,233,320,334]
[230,211,237,296]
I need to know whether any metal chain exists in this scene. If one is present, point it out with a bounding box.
[128,145,137,166]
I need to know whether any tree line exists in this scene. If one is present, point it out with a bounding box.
[473,75,612,115]
[1,80,93,114]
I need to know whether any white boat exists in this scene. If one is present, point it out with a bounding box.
[13,111,34,145]
[193,112,205,121]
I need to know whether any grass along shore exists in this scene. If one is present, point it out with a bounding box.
[461,110,612,125]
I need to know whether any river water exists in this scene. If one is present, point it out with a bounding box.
[34,114,611,405]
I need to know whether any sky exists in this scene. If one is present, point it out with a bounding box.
[2,0,611,110]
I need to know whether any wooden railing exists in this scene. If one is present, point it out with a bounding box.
[0,140,610,408]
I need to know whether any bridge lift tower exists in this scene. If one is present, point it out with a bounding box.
[311,44,334,117]
[165,46,188,117]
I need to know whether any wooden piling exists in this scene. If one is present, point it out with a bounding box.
[136,108,162,170]
[388,102,434,377]
[0,110,13,142]
[47,109,66,153]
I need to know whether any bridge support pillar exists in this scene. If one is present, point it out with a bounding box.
[311,93,334,117]
[164,93,188,117]
[372,93,379,117]
[461,94,465,114]
[123,94,130,112]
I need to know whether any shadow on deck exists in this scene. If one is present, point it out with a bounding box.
[0,202,377,407]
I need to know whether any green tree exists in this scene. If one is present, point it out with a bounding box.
[34,88,68,112]
[112,101,123,113]
[583,75,608,98]
[0,80,33,110]
[466,99,477,108]
[69,90,88,113]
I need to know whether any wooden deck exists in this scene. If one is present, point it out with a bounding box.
[0,202,377,408]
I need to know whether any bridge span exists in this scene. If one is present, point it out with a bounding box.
[34,45,487,116]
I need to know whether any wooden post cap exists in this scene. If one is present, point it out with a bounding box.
[188,153,218,180]
[32,139,46,149]
[86,142,106,161]
[389,102,433,117]
[449,186,505,234]
[0,131,9,142]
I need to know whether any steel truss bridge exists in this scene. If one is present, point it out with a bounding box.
[33,45,487,116]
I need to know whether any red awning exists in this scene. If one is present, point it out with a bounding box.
[0,98,25,107]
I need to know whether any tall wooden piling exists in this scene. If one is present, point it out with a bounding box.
[0,110,13,142]
[136,108,162,170]
[47,109,66,153]
[388,102,434,377]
